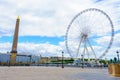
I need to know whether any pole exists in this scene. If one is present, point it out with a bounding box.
[116,51,119,62]
[57,56,59,67]
[81,55,84,68]
[62,51,64,68]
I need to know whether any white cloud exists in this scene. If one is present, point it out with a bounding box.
[0,42,11,53]
[0,0,120,59]
[0,42,68,57]
[0,34,119,59]
[0,0,119,37]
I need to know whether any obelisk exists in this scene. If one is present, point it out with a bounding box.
[10,16,20,65]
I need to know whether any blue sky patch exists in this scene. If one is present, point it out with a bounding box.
[0,36,64,45]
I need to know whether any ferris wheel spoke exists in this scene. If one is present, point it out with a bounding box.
[76,37,83,58]
[76,19,84,33]
[82,40,90,61]
[85,45,90,62]
[82,41,86,62]
[87,39,97,59]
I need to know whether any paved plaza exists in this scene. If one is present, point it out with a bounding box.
[0,66,120,80]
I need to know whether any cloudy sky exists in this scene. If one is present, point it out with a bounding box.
[0,0,120,59]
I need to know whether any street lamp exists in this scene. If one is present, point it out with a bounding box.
[116,50,119,62]
[62,51,64,68]
[57,55,59,67]
[81,55,84,68]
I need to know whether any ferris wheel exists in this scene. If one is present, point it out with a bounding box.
[65,8,114,60]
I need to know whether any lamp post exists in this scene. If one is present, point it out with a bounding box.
[81,55,84,68]
[62,51,64,68]
[116,50,119,62]
[57,56,59,67]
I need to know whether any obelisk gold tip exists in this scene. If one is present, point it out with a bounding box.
[17,16,20,19]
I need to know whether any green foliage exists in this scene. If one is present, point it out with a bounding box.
[51,58,74,64]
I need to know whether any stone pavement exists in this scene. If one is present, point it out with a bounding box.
[69,68,120,80]
[0,66,119,80]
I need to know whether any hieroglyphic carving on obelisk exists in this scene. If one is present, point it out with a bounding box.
[10,16,20,65]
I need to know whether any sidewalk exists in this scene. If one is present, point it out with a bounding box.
[0,66,119,80]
